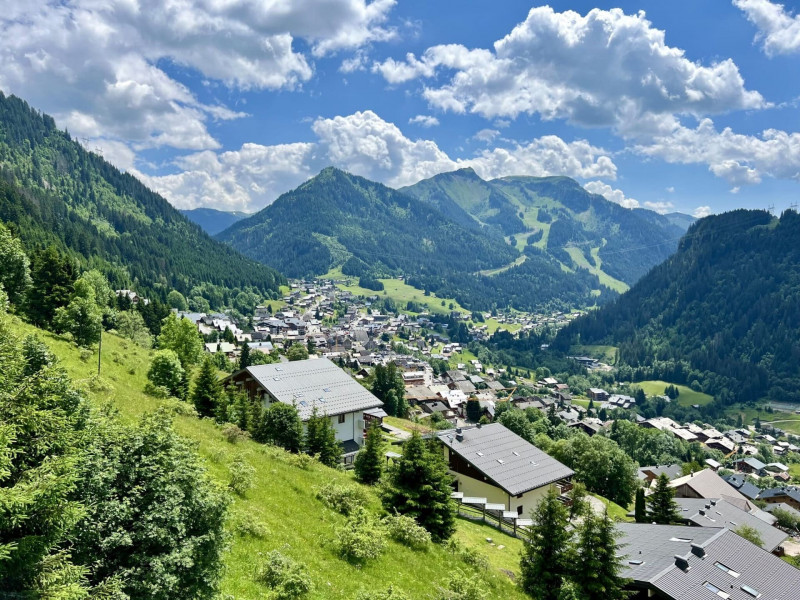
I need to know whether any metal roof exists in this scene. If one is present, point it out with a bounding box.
[617,523,800,599]
[675,498,787,552]
[437,423,574,496]
[245,358,382,420]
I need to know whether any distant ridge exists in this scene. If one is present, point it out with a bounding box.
[181,208,249,236]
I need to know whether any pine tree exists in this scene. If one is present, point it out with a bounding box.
[570,512,629,600]
[381,431,455,542]
[466,398,482,422]
[239,341,251,370]
[354,422,383,485]
[305,407,342,467]
[520,487,573,600]
[26,245,75,327]
[256,403,303,452]
[192,355,222,418]
[647,473,680,524]
[634,488,647,523]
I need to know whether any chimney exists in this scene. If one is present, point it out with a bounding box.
[456,427,462,434]
[674,555,690,570]
[699,509,705,516]
[456,432,464,442]
[476,422,482,429]
[690,544,705,558]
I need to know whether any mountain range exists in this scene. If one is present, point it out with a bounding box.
[217,166,692,311]
[0,92,285,302]
[180,208,249,236]
[556,209,800,405]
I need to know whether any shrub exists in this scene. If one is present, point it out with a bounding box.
[221,423,250,444]
[336,509,386,563]
[256,551,312,600]
[435,571,487,600]
[228,457,255,497]
[382,514,431,550]
[287,452,315,470]
[354,586,410,600]
[459,546,489,571]
[316,482,369,516]
[79,348,94,362]
[231,514,269,538]
[160,397,198,417]
[144,382,170,399]
[88,375,113,392]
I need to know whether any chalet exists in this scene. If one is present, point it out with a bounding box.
[722,474,762,502]
[704,437,735,454]
[223,358,384,452]
[668,469,756,511]
[759,486,800,512]
[587,388,609,402]
[437,423,573,517]
[674,497,787,552]
[732,457,766,475]
[616,523,800,600]
[637,464,683,484]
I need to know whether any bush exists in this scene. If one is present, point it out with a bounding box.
[354,586,410,600]
[144,382,170,398]
[79,348,94,362]
[435,571,487,600]
[316,481,369,516]
[256,551,313,600]
[88,375,113,392]
[336,509,386,563]
[459,546,489,571]
[287,452,315,470]
[221,423,250,444]
[231,514,269,538]
[160,397,198,417]
[382,514,431,550]
[229,456,255,497]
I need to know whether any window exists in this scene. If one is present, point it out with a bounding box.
[740,585,761,598]
[516,505,523,516]
[338,414,346,424]
[703,582,730,599]
[714,562,740,578]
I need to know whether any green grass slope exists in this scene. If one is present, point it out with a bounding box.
[6,317,528,599]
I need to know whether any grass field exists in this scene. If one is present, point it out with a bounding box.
[570,344,618,364]
[7,316,529,600]
[591,495,633,523]
[726,405,800,436]
[634,380,714,406]
[564,247,629,294]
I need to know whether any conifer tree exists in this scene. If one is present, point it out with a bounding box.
[571,512,629,600]
[255,403,303,452]
[634,487,647,523]
[239,341,251,370]
[354,421,383,485]
[466,398,482,422]
[305,407,342,467]
[520,487,572,600]
[647,473,680,524]
[381,431,455,541]
[192,355,222,418]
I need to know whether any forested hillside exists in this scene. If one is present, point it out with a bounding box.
[555,209,800,404]
[402,168,690,289]
[219,167,612,311]
[0,92,285,304]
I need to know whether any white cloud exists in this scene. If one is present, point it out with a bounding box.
[373,6,765,134]
[666,186,675,193]
[141,111,618,210]
[0,0,397,159]
[643,201,675,214]
[473,129,500,143]
[584,181,639,209]
[636,118,800,186]
[408,115,440,127]
[693,205,713,218]
[734,0,800,55]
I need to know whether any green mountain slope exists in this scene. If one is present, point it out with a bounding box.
[5,314,529,600]
[0,92,285,299]
[401,169,691,289]
[181,207,249,236]
[217,167,610,311]
[555,209,800,405]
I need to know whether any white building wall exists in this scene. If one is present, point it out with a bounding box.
[452,471,557,517]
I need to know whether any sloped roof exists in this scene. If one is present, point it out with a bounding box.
[675,497,787,551]
[243,358,382,420]
[722,474,762,501]
[617,523,800,599]
[437,423,573,496]
[669,469,752,509]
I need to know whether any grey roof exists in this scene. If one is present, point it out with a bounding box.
[722,474,762,501]
[674,498,787,551]
[734,457,766,471]
[763,502,800,520]
[638,464,684,481]
[617,523,800,599]
[244,358,382,420]
[437,423,573,496]
[759,485,800,504]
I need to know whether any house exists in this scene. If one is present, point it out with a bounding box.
[616,523,800,600]
[637,464,684,484]
[223,358,384,450]
[759,486,800,512]
[722,474,762,502]
[668,469,755,511]
[704,437,735,454]
[733,457,766,475]
[674,497,787,552]
[587,388,609,402]
[437,423,573,517]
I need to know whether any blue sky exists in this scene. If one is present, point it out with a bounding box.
[3,1,800,217]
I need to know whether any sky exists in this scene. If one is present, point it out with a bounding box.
[3,1,800,218]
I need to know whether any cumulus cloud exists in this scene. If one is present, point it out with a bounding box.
[734,0,800,55]
[0,0,396,160]
[635,118,800,186]
[373,6,765,134]
[643,201,675,214]
[584,181,639,209]
[693,206,713,218]
[408,115,440,127]
[473,129,500,143]
[141,110,618,210]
